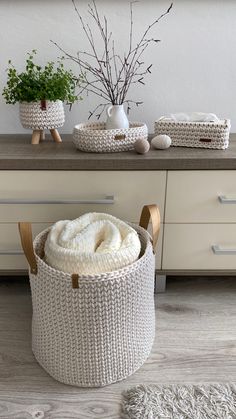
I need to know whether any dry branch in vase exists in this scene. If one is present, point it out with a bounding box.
[52,0,173,120]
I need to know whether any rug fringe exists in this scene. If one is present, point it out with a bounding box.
[121,384,236,419]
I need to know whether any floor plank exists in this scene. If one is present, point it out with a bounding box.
[0,276,236,418]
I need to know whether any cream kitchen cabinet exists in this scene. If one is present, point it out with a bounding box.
[0,170,166,274]
[1,134,236,291]
[162,171,236,279]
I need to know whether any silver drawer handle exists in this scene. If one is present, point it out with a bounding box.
[212,245,236,255]
[218,195,236,204]
[0,195,114,205]
[0,250,23,255]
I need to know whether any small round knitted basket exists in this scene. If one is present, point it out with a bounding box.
[19,100,65,130]
[18,205,160,387]
[73,121,148,153]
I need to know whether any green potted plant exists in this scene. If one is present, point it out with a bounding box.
[3,50,83,144]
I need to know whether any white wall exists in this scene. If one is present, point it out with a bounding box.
[1,0,236,134]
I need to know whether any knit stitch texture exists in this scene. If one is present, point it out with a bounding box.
[30,223,155,387]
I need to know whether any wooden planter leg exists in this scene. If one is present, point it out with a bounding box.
[50,129,62,143]
[40,130,45,141]
[31,130,41,145]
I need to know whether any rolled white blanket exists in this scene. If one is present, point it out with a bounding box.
[44,213,141,275]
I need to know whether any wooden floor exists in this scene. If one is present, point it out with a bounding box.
[0,277,236,418]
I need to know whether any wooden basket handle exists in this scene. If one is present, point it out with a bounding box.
[139,204,161,253]
[18,222,38,275]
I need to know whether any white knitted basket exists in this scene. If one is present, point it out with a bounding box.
[154,118,231,150]
[73,121,148,153]
[19,205,160,387]
[19,100,65,130]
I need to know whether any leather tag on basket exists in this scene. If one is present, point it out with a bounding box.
[40,99,47,111]
[199,138,212,143]
[114,134,126,141]
[72,273,79,289]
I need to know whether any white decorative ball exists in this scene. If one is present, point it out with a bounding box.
[134,138,150,154]
[151,134,172,150]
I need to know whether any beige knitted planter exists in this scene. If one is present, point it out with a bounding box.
[19,100,65,144]
[19,205,160,387]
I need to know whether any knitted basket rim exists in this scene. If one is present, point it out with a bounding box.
[33,223,153,282]
[19,99,63,104]
[155,118,230,126]
[74,121,147,133]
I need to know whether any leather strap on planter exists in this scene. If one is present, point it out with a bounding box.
[18,222,38,275]
[139,204,161,253]
[40,99,47,110]
[72,273,79,289]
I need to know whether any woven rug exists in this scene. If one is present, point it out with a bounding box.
[122,384,236,419]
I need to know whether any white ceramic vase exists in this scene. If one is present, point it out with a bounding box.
[106,104,129,130]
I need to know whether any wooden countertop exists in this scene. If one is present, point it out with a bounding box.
[0,133,236,170]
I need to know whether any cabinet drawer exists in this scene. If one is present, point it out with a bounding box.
[0,171,166,222]
[0,223,163,271]
[166,171,236,223]
[0,223,50,270]
[163,224,236,270]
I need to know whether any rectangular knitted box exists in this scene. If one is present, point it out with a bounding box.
[154,118,231,150]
